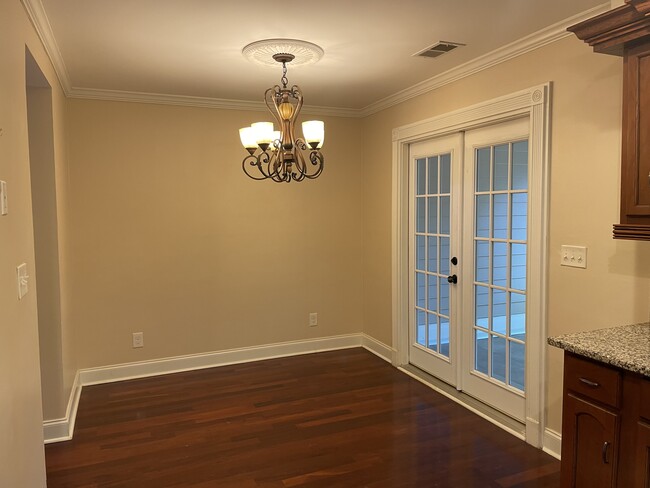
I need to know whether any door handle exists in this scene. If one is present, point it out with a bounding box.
[447,274,457,284]
[602,441,610,464]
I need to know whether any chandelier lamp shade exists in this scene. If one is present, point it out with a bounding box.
[239,39,325,183]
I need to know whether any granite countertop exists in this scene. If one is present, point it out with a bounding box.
[548,322,650,377]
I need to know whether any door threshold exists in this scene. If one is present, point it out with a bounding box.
[399,364,526,441]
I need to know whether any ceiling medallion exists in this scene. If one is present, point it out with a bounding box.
[238,39,325,183]
[242,39,324,67]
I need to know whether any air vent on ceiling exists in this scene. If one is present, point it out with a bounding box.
[414,41,465,59]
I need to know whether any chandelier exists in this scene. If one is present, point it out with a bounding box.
[239,40,325,183]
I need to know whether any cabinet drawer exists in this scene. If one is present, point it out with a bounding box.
[564,353,622,408]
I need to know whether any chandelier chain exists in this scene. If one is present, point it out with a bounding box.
[281,62,288,88]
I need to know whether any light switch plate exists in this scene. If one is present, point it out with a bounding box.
[1,181,7,215]
[17,263,28,299]
[560,245,587,269]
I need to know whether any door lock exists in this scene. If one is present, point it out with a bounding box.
[451,256,458,265]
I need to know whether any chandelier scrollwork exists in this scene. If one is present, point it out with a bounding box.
[239,53,324,183]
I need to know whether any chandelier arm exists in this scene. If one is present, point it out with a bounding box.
[242,153,270,181]
[303,151,325,179]
[264,86,283,127]
[292,145,308,178]
[269,153,286,183]
[291,85,304,119]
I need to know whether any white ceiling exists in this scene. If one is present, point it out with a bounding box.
[35,0,606,111]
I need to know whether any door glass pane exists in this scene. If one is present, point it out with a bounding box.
[427,275,437,311]
[440,318,450,358]
[428,156,438,194]
[439,237,450,275]
[511,193,527,241]
[417,158,426,195]
[475,329,489,375]
[510,243,526,291]
[440,154,451,194]
[492,242,508,287]
[440,196,450,235]
[475,241,489,283]
[427,237,437,273]
[427,197,438,233]
[491,288,507,335]
[492,194,508,239]
[416,272,425,308]
[512,141,528,190]
[475,285,489,329]
[416,235,426,271]
[493,144,509,191]
[476,148,490,191]
[509,341,525,391]
[416,197,426,233]
[510,292,526,340]
[427,313,438,351]
[439,277,449,316]
[417,309,426,346]
[476,195,490,238]
[491,335,506,382]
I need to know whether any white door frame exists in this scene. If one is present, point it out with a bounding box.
[391,84,551,447]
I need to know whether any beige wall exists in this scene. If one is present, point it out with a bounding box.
[65,99,364,368]
[361,35,650,433]
[0,0,70,485]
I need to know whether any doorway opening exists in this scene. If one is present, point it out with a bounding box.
[25,48,66,424]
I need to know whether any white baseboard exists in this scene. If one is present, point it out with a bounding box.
[43,371,81,444]
[543,428,562,460]
[78,333,364,386]
[361,334,393,362]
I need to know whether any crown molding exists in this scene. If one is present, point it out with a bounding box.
[22,0,610,118]
[358,2,611,117]
[66,87,363,118]
[20,0,71,94]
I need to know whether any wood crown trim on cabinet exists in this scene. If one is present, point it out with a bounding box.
[569,0,650,240]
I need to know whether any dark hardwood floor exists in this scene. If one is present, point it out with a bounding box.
[45,348,559,487]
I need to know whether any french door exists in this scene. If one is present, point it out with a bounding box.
[408,118,530,422]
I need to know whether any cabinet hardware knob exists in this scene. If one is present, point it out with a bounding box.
[578,377,600,388]
[447,274,458,284]
[602,441,610,464]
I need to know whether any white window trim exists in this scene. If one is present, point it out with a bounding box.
[391,83,551,447]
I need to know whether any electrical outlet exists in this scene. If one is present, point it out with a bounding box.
[132,332,144,348]
[560,245,587,269]
[309,312,318,327]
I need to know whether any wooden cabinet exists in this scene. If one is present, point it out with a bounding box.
[560,352,650,487]
[569,0,650,240]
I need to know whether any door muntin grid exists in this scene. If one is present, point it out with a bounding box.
[414,153,451,359]
[473,140,528,392]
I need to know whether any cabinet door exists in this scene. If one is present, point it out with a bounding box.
[636,421,650,488]
[619,41,650,227]
[561,393,620,488]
